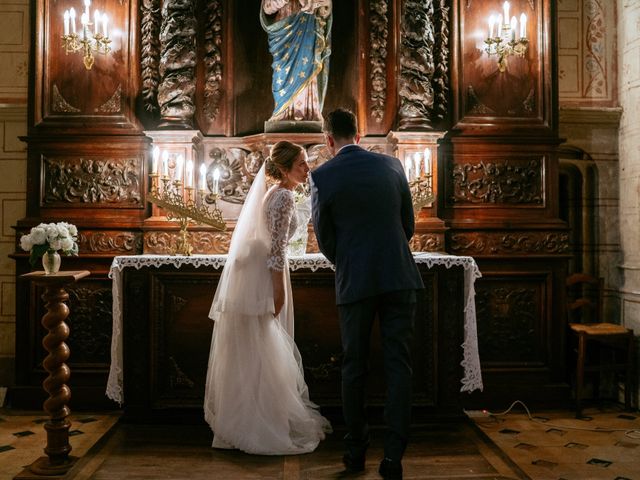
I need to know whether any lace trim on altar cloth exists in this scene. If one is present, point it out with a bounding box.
[106,253,483,404]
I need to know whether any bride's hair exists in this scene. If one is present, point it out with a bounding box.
[265,141,303,180]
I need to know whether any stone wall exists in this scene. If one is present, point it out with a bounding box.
[0,0,28,386]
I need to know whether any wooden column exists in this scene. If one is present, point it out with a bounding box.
[15,271,90,479]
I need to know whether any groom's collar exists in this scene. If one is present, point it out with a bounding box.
[335,144,363,156]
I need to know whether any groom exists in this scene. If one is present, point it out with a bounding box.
[311,108,424,480]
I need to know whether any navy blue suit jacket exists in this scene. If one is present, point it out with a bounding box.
[311,145,424,305]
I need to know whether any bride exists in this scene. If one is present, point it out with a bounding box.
[204,140,331,454]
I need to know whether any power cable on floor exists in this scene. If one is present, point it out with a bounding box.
[466,400,640,440]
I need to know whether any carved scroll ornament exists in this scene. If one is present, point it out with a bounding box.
[204,0,223,121]
[43,157,142,205]
[397,0,450,128]
[410,233,443,252]
[450,232,570,255]
[77,231,143,254]
[145,230,231,254]
[158,0,197,127]
[369,0,388,123]
[141,0,161,114]
[451,159,542,204]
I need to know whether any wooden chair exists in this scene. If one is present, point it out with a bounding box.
[566,273,635,417]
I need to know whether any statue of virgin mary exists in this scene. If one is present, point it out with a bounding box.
[261,0,332,124]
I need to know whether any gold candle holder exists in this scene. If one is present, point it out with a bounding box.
[148,172,225,256]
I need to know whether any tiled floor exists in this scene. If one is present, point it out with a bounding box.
[0,405,638,479]
[0,410,119,480]
[470,404,640,480]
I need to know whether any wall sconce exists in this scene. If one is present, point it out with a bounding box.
[404,148,435,212]
[484,1,527,72]
[61,0,111,70]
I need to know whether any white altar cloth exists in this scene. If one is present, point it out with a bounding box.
[106,253,483,404]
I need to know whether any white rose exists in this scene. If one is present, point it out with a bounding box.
[45,226,58,243]
[57,225,70,239]
[68,224,78,236]
[20,235,33,251]
[49,239,62,251]
[30,227,47,245]
[61,237,74,252]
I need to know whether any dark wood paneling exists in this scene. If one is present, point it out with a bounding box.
[121,263,464,420]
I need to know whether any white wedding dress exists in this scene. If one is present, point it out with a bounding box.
[204,165,331,455]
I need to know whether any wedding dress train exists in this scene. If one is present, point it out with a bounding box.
[204,165,331,455]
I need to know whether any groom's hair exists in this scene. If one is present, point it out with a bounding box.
[324,108,357,140]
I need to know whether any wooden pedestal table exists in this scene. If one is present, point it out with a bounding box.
[15,271,90,479]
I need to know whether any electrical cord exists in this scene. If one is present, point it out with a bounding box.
[468,400,640,440]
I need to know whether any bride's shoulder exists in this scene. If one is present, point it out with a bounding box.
[264,186,293,209]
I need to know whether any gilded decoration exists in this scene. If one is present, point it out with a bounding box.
[77,231,143,254]
[206,147,264,204]
[158,0,197,127]
[144,231,231,254]
[450,232,570,255]
[141,0,161,114]
[95,84,122,113]
[584,0,607,97]
[43,157,142,205]
[369,0,389,123]
[451,159,542,204]
[52,84,80,113]
[204,0,223,121]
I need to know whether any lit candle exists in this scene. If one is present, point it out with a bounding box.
[64,10,70,36]
[503,1,510,25]
[510,16,517,42]
[403,155,412,180]
[199,164,207,191]
[80,13,88,40]
[152,146,160,174]
[94,10,101,35]
[102,15,108,37]
[520,13,526,39]
[413,153,422,178]
[488,15,495,39]
[84,0,91,18]
[496,14,502,37]
[70,8,76,34]
[162,150,169,177]
[185,160,194,187]
[423,148,432,176]
[175,154,184,181]
[213,168,220,194]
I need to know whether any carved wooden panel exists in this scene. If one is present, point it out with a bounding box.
[410,233,444,252]
[77,230,143,254]
[453,0,553,132]
[450,231,569,255]
[122,263,464,416]
[42,156,143,207]
[475,275,547,365]
[144,230,231,254]
[447,156,544,206]
[33,0,140,131]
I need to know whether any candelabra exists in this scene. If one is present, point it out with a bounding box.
[404,149,435,212]
[61,0,111,70]
[148,174,225,256]
[484,1,528,73]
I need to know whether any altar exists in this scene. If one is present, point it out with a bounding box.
[106,253,482,420]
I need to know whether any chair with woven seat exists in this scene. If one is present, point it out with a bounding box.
[566,273,635,417]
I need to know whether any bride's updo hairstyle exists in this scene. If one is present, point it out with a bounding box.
[265,141,303,180]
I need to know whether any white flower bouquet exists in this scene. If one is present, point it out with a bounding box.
[20,222,79,267]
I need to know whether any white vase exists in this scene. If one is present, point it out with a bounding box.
[42,250,61,275]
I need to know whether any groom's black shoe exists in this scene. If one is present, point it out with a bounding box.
[342,451,366,473]
[378,458,403,480]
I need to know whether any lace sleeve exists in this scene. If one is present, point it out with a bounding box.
[266,189,295,271]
